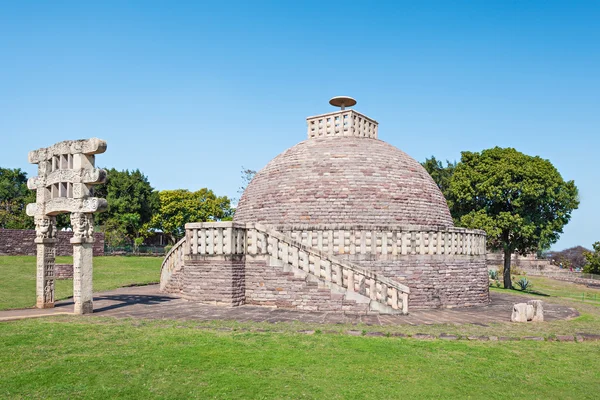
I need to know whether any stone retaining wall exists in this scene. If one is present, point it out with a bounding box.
[343,255,490,309]
[182,255,245,306]
[0,229,104,256]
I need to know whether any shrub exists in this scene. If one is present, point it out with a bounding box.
[515,278,533,291]
[164,245,173,254]
[488,269,498,280]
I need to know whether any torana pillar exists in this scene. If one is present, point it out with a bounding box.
[71,212,95,314]
[34,215,57,309]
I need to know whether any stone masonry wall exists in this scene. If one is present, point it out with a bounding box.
[55,263,74,279]
[339,254,489,309]
[0,229,104,256]
[182,255,245,306]
[244,256,369,313]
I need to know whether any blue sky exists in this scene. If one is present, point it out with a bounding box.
[1,1,598,250]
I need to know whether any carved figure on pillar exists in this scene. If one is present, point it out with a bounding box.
[44,280,55,304]
[70,212,94,242]
[35,215,56,240]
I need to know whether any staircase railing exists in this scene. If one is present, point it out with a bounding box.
[159,237,186,291]
[182,222,410,314]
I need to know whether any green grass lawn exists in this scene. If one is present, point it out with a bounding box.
[0,256,161,310]
[2,260,600,398]
[1,317,599,400]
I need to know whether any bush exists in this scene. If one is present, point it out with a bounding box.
[488,270,498,280]
[164,245,173,254]
[515,278,533,291]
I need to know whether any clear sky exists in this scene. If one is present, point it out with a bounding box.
[1,1,598,250]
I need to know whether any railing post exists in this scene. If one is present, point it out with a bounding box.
[192,228,198,255]
[402,293,409,314]
[347,270,354,292]
[390,288,399,310]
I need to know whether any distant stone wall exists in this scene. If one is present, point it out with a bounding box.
[55,264,74,279]
[487,252,552,275]
[0,229,104,256]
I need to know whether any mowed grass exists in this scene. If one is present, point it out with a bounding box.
[0,256,161,310]
[1,317,599,400]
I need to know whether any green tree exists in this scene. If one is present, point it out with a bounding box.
[583,242,600,274]
[447,147,579,289]
[421,157,456,198]
[94,168,159,245]
[0,167,35,229]
[150,189,233,244]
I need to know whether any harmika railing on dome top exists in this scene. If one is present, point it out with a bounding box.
[160,222,412,314]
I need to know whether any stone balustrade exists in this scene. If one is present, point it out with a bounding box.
[306,109,378,139]
[159,237,186,291]
[274,224,486,258]
[165,222,411,314]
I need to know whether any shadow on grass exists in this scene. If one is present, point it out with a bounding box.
[491,286,550,297]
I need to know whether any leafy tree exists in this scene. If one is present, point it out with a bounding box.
[0,167,35,229]
[94,168,159,245]
[546,246,590,270]
[583,242,600,274]
[447,147,579,289]
[150,189,234,244]
[421,157,456,198]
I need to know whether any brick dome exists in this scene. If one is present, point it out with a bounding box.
[234,134,454,228]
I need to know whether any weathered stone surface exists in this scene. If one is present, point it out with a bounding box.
[528,300,544,322]
[365,331,386,337]
[439,334,459,340]
[556,335,575,342]
[522,336,545,341]
[511,303,529,322]
[412,333,435,340]
[577,333,600,341]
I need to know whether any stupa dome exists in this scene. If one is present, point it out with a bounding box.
[234,104,453,228]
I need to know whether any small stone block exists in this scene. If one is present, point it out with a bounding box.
[522,336,545,341]
[365,331,386,337]
[413,333,435,340]
[556,335,575,342]
[346,330,362,336]
[298,330,315,335]
[499,336,519,341]
[439,334,458,340]
[488,336,499,341]
[576,333,600,341]
[467,336,489,341]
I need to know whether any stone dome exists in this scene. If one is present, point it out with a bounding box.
[235,124,453,228]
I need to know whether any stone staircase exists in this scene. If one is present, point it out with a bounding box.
[160,222,410,314]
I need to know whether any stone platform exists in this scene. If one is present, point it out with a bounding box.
[0,285,578,325]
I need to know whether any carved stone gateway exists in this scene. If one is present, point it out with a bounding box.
[26,138,107,314]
